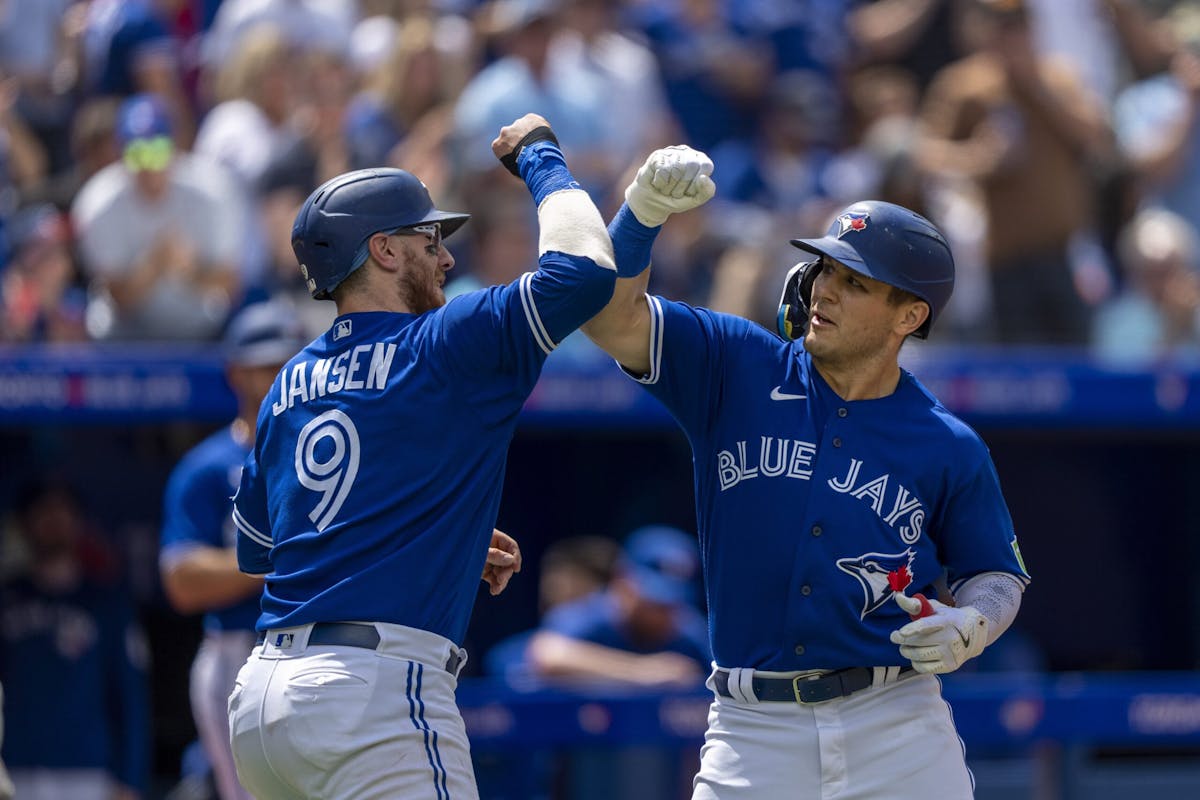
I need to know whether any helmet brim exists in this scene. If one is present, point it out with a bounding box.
[790,236,877,282]
[425,210,470,239]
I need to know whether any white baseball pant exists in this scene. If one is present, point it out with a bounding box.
[227,621,476,800]
[191,630,256,800]
[693,668,974,800]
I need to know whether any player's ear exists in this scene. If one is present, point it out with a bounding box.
[895,300,929,338]
[366,232,395,267]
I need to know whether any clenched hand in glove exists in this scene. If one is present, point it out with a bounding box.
[891,593,989,674]
[624,145,716,228]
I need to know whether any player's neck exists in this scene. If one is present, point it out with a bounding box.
[333,280,417,316]
[336,294,414,315]
[812,356,902,401]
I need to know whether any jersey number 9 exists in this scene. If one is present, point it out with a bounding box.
[295,409,360,531]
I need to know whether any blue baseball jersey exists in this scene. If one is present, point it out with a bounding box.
[160,425,260,631]
[233,254,614,645]
[630,298,1030,671]
[0,575,150,792]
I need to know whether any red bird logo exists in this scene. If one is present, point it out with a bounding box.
[836,211,869,237]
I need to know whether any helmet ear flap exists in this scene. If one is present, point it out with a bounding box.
[776,259,821,341]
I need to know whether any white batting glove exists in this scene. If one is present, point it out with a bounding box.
[624,145,716,228]
[890,593,989,675]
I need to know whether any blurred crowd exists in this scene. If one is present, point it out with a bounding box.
[2,0,1200,362]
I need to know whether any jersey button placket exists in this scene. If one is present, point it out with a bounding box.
[794,644,805,656]
[811,524,822,536]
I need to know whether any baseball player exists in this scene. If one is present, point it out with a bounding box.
[159,300,308,800]
[581,147,1031,799]
[226,112,615,799]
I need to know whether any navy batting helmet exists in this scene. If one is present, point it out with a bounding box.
[777,200,954,340]
[291,168,470,299]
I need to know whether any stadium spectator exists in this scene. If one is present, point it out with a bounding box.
[201,0,356,70]
[71,93,246,341]
[483,534,620,683]
[0,204,87,343]
[0,71,48,197]
[549,0,676,185]
[1093,208,1200,364]
[18,96,121,213]
[626,0,773,155]
[194,25,298,189]
[525,525,709,687]
[848,0,961,91]
[0,479,150,800]
[0,0,76,175]
[446,183,539,299]
[1113,2,1200,228]
[453,0,613,194]
[525,525,708,800]
[80,0,198,148]
[917,0,1115,344]
[343,13,474,171]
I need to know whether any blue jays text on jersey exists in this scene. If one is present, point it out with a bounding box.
[628,296,1030,672]
[233,258,615,646]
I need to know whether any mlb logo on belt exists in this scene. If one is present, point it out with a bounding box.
[273,633,294,648]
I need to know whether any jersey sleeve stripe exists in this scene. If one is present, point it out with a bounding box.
[233,506,272,548]
[519,272,556,355]
[628,294,664,385]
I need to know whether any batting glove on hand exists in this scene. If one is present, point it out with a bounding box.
[625,145,716,228]
[890,593,989,674]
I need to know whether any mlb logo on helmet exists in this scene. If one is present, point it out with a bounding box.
[836,211,869,238]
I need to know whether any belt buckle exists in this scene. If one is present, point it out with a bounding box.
[792,673,837,704]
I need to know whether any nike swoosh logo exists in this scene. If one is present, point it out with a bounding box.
[770,386,808,401]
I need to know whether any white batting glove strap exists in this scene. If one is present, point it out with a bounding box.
[624,145,716,228]
[889,599,989,675]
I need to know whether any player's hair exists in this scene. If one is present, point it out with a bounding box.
[329,255,371,303]
[541,535,620,586]
[886,284,921,308]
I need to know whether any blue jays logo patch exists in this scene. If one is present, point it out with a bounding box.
[836,211,869,238]
[836,549,915,619]
[334,319,352,341]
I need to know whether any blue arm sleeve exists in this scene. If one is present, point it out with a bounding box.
[516,138,579,206]
[233,449,273,575]
[608,202,661,278]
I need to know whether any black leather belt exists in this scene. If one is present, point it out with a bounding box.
[713,666,914,704]
[256,622,463,674]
